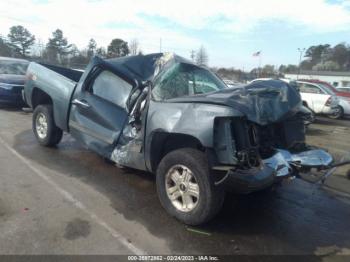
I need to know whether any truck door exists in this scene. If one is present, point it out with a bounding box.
[68,68,134,158]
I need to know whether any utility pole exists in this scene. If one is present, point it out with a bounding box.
[159,38,162,53]
[258,55,262,78]
[297,48,305,80]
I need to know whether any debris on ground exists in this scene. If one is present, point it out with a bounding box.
[186,227,211,236]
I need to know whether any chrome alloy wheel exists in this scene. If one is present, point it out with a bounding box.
[35,112,48,139]
[165,165,200,212]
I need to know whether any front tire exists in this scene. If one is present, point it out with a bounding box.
[156,148,225,225]
[33,104,63,147]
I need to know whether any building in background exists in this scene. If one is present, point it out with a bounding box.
[285,71,350,89]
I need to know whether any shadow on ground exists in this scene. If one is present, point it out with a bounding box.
[314,117,350,128]
[305,127,328,136]
[12,129,350,256]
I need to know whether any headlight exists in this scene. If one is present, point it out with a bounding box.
[0,82,13,90]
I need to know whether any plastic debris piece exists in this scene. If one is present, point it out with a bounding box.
[186,227,211,236]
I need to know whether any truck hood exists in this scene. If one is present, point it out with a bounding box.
[167,80,302,126]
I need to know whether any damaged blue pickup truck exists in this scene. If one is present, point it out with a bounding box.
[24,53,347,225]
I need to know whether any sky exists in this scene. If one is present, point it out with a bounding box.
[1,0,350,69]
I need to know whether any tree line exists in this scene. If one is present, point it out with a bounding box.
[279,43,350,73]
[0,25,136,69]
[0,25,209,69]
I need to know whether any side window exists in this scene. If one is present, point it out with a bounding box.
[87,70,132,108]
[299,83,323,94]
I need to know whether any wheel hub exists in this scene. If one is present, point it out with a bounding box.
[165,165,200,212]
[36,113,48,139]
[179,183,187,192]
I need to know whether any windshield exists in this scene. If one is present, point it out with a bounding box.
[0,60,29,75]
[152,63,227,101]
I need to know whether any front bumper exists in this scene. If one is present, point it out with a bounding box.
[222,165,276,193]
[339,99,350,115]
[219,149,335,193]
[0,87,25,106]
[322,105,338,115]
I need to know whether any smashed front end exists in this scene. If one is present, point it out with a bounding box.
[211,80,341,193]
[213,116,335,193]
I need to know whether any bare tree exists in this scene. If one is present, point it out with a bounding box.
[87,38,97,59]
[196,45,208,66]
[190,50,196,61]
[46,29,72,65]
[96,47,107,58]
[0,37,13,57]
[129,38,139,55]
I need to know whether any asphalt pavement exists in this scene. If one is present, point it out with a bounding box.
[0,108,350,258]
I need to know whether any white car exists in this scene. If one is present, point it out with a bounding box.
[250,78,340,118]
[337,96,350,117]
[223,79,242,88]
[249,78,291,84]
[296,81,340,118]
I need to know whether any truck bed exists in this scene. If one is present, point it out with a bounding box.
[24,62,84,131]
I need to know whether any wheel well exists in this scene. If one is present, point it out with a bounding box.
[31,88,53,109]
[150,132,204,172]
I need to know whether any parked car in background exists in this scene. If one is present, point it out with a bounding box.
[299,79,350,119]
[296,80,342,119]
[249,78,315,125]
[223,79,242,88]
[0,57,29,107]
[249,78,291,84]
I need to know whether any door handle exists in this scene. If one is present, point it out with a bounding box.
[72,99,90,108]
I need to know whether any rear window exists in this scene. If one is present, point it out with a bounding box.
[0,60,29,75]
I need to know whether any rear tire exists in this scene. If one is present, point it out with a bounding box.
[328,106,344,119]
[33,104,63,147]
[156,148,225,225]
